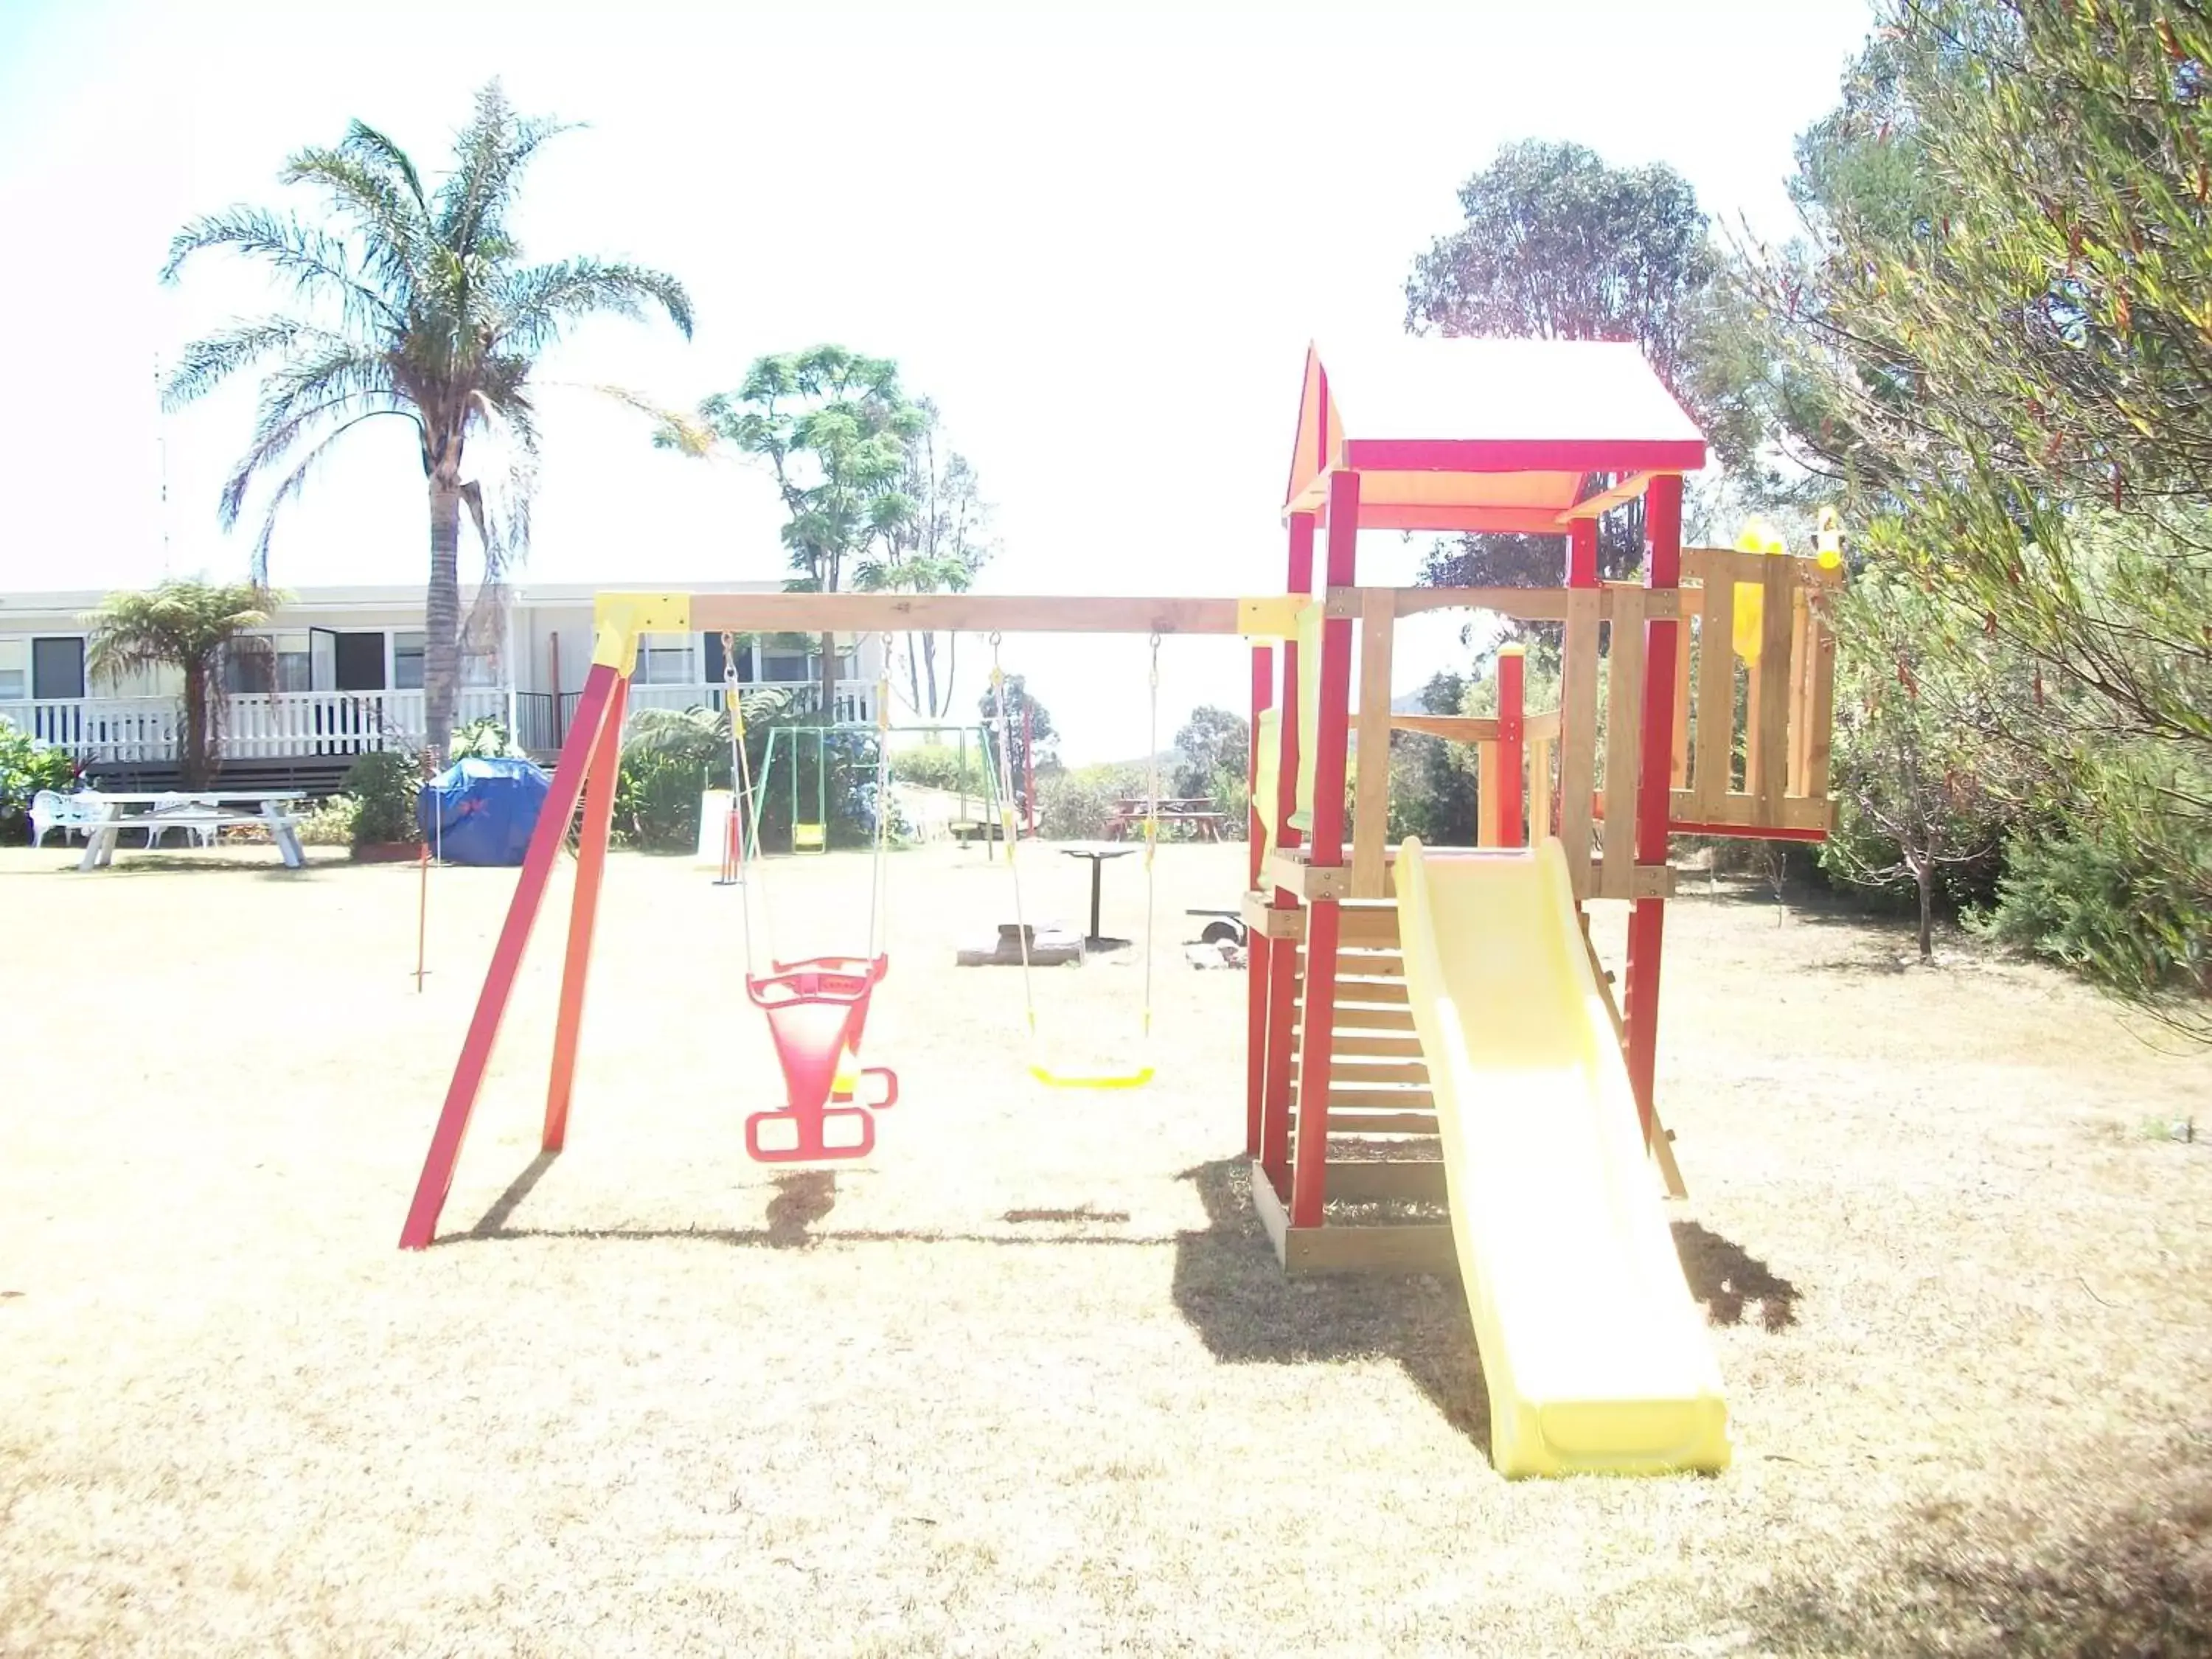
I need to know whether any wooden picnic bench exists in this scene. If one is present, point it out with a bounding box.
[76,791,308,872]
[1105,796,1226,843]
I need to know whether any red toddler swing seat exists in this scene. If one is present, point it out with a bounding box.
[744,954,897,1163]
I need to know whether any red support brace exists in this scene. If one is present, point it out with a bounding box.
[542,675,629,1153]
[1290,469,1360,1230]
[1624,474,1684,1142]
[399,662,623,1250]
[1497,645,1526,846]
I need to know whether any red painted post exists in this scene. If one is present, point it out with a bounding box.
[399,663,622,1250]
[1567,517,1600,588]
[542,675,630,1153]
[1260,512,1316,1194]
[1289,468,1360,1230]
[1496,645,1526,847]
[1245,642,1273,1159]
[1622,476,1683,1143]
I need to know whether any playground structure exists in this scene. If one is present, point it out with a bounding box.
[396,335,1843,1477]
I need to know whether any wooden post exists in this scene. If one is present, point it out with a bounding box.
[1694,563,1736,817]
[1601,589,1646,898]
[1245,643,1273,1160]
[1261,513,1316,1196]
[400,661,625,1249]
[542,675,630,1153]
[1290,470,1359,1230]
[1497,644,1525,847]
[1351,588,1393,897]
[1623,475,1683,1141]
[1756,554,1793,822]
[1558,520,1602,900]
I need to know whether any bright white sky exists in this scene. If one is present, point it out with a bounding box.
[0,0,1871,762]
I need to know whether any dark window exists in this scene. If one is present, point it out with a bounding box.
[31,636,84,700]
[334,632,386,691]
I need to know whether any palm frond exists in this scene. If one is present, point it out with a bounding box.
[435,81,573,256]
[337,120,428,211]
[281,145,431,297]
[222,346,410,528]
[159,206,397,338]
[165,317,351,407]
[497,257,695,352]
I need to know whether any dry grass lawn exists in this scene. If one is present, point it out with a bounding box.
[3,835,2210,1657]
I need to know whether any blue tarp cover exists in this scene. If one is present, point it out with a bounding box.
[417,757,552,866]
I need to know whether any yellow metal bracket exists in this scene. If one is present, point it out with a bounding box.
[591,591,693,673]
[1237,595,1304,640]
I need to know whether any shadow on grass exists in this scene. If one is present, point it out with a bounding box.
[1671,1220,1800,1331]
[1745,1449,2212,1657]
[448,1155,1155,1251]
[1167,1156,1490,1453]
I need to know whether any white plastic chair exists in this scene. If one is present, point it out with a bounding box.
[29,790,102,849]
[146,792,219,849]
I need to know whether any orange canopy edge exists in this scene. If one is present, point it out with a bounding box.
[1284,337,1708,532]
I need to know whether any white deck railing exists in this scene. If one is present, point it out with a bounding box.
[1,678,879,766]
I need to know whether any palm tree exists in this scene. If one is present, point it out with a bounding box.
[86,580,280,787]
[160,82,694,760]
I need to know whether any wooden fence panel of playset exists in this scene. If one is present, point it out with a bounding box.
[1321,553,1842,904]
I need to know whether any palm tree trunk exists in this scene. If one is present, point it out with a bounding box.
[425,483,463,762]
[182,661,209,787]
[818,630,838,723]
[922,633,940,718]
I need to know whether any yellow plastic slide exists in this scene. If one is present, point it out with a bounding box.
[1394,838,1731,1478]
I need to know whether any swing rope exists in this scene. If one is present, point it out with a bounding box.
[992,630,1158,1090]
[723,631,770,978]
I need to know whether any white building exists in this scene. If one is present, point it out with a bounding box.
[0,580,883,787]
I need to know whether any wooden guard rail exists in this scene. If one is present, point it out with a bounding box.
[1339,551,1840,900]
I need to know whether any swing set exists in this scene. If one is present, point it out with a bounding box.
[398,336,1846,1291]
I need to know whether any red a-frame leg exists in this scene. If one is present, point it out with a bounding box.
[398,664,625,1249]
[543,675,629,1153]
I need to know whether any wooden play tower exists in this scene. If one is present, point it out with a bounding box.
[1239,338,1841,1273]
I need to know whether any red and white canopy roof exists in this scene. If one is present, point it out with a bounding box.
[1284,336,1706,532]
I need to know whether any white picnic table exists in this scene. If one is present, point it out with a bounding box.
[77,790,307,872]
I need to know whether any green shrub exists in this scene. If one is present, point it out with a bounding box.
[343,749,422,847]
[888,741,993,799]
[0,718,78,842]
[451,717,525,759]
[1979,751,2211,1034]
[295,794,360,847]
[1039,762,1144,840]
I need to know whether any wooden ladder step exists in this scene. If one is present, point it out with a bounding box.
[1290,1111,1441,1136]
[1291,1086,1436,1110]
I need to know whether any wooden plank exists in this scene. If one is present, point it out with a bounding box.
[1329,1059,1430,1086]
[1694,570,1736,817]
[1530,735,1554,844]
[1586,859,1675,901]
[1295,950,1405,978]
[1666,790,1837,833]
[1601,588,1646,900]
[1651,1113,1689,1201]
[1323,1032,1425,1059]
[1477,740,1502,848]
[1557,588,1601,899]
[1289,1111,1441,1137]
[1241,890,1304,940]
[1326,1161,1449,1203]
[1524,709,1562,742]
[691,591,1248,636]
[1670,609,1693,789]
[1755,557,1794,822]
[1339,905,1400,947]
[1390,714,1500,742]
[1352,588,1394,899]
[1282,1220,1458,1277]
[1249,1162,1290,1267]
[1554,469,1660,523]
[1326,587,1679,624]
[1291,978,1409,1006]
[1787,588,1812,798]
[1329,1005,1415,1032]
[1265,849,1348,901]
[1292,1085,1434,1109]
[1804,599,1838,801]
